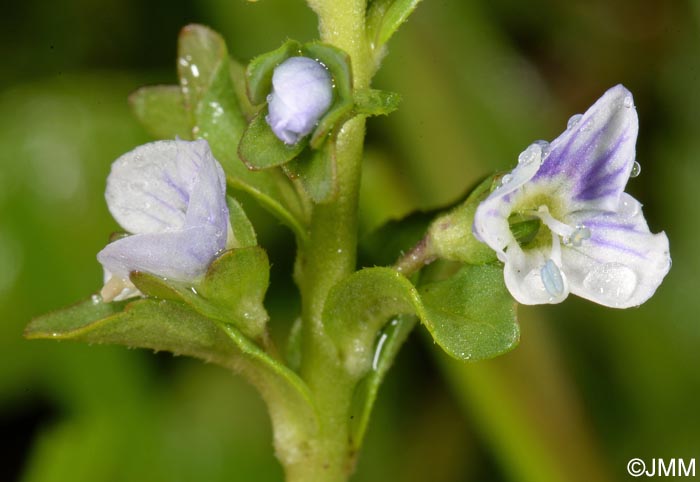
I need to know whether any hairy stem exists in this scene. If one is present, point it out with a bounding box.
[280,1,372,481]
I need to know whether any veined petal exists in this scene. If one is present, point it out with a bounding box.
[534,84,638,212]
[105,140,212,234]
[561,193,670,308]
[503,242,570,305]
[473,143,543,255]
[97,225,222,282]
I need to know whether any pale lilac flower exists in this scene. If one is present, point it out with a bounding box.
[265,56,333,145]
[97,139,231,301]
[473,85,670,308]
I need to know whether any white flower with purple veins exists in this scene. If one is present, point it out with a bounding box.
[97,139,231,301]
[266,56,333,145]
[473,85,670,308]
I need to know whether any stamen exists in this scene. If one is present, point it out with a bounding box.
[534,206,575,238]
[541,259,564,298]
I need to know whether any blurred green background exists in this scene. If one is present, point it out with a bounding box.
[1,1,698,481]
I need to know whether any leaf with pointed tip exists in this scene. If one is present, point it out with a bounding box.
[285,140,337,203]
[227,197,257,248]
[129,85,192,140]
[349,314,416,449]
[353,89,401,117]
[246,40,302,105]
[128,247,270,341]
[302,43,355,149]
[176,24,308,241]
[238,109,307,170]
[25,297,317,439]
[367,0,425,49]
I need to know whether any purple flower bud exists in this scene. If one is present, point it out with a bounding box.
[265,56,333,145]
[97,139,231,301]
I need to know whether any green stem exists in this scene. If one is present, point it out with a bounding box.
[279,1,372,481]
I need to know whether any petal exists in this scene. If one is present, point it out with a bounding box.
[502,242,570,305]
[97,225,222,282]
[183,141,229,238]
[266,56,333,145]
[533,84,638,212]
[561,193,671,308]
[105,140,211,234]
[472,143,543,255]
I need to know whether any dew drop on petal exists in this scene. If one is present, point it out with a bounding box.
[623,94,634,108]
[541,259,564,298]
[564,225,591,247]
[618,197,641,218]
[501,174,513,185]
[567,113,583,129]
[630,161,641,178]
[517,143,543,166]
[534,140,550,159]
[582,263,637,306]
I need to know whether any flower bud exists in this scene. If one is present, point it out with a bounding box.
[265,56,333,145]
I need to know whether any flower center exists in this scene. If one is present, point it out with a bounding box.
[521,205,591,298]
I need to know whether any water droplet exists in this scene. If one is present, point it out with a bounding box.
[517,143,543,166]
[501,174,513,185]
[618,196,640,218]
[563,225,591,247]
[567,113,583,129]
[190,286,198,295]
[630,161,641,178]
[623,95,633,108]
[534,140,551,159]
[372,333,389,371]
[190,64,200,78]
[541,259,565,298]
[91,294,101,304]
[582,263,637,305]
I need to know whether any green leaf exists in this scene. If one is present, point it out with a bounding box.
[284,140,337,203]
[129,85,192,140]
[176,24,308,242]
[353,89,401,117]
[238,109,307,170]
[229,58,256,119]
[367,0,425,49]
[246,40,301,105]
[349,314,416,449]
[129,247,270,341]
[24,297,317,439]
[324,265,519,377]
[227,196,257,248]
[419,263,519,361]
[302,43,355,149]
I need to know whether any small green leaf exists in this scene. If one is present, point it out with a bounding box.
[129,85,192,140]
[129,248,270,340]
[227,196,257,248]
[285,140,337,203]
[302,43,355,149]
[246,40,302,105]
[324,265,519,377]
[199,247,270,337]
[309,100,353,149]
[229,58,256,119]
[419,264,519,361]
[367,0,425,49]
[238,109,307,170]
[25,297,317,438]
[349,314,416,449]
[353,89,401,117]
